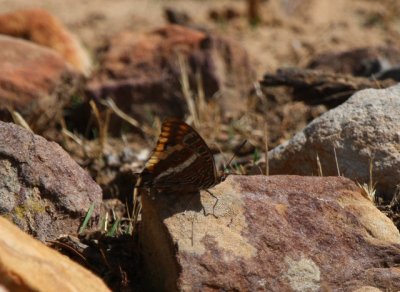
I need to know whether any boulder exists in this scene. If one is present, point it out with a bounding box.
[0,9,92,75]
[268,84,400,198]
[140,175,400,291]
[0,217,110,291]
[0,121,102,241]
[0,35,82,133]
[87,25,255,124]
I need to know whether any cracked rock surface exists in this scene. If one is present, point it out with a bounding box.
[140,175,400,291]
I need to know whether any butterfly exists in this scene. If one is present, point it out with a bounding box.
[139,118,226,192]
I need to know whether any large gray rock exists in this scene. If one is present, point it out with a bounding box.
[140,175,400,291]
[268,84,400,198]
[0,121,102,241]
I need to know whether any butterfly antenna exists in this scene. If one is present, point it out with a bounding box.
[224,140,247,172]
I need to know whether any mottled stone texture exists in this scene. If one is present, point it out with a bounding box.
[268,84,400,199]
[140,175,400,291]
[0,121,102,241]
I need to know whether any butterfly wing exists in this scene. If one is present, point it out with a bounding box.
[141,118,217,191]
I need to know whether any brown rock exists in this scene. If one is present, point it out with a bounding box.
[261,67,396,107]
[87,25,255,123]
[0,217,110,292]
[307,46,400,79]
[140,175,400,291]
[0,121,102,241]
[0,35,82,133]
[0,9,92,75]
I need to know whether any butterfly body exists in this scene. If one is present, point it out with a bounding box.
[140,118,222,192]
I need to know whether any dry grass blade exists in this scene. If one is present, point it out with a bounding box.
[61,128,83,146]
[100,212,109,233]
[10,110,33,132]
[333,146,341,176]
[100,97,153,135]
[264,122,269,176]
[47,240,88,265]
[89,100,110,151]
[60,118,83,146]
[357,156,377,203]
[130,176,143,234]
[316,153,323,176]
[371,75,382,89]
[178,54,199,128]
[98,215,108,233]
[357,181,377,203]
[196,71,207,123]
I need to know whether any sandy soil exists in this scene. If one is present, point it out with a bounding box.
[1,0,399,78]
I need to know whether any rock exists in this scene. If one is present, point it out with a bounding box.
[0,217,110,291]
[0,35,82,133]
[267,84,400,198]
[140,175,400,291]
[209,7,241,22]
[164,7,192,26]
[0,121,102,241]
[0,9,92,75]
[261,67,396,107]
[87,25,255,124]
[307,46,400,80]
[353,287,383,292]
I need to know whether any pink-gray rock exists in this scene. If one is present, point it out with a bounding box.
[0,35,82,133]
[87,25,255,123]
[140,175,400,291]
[0,121,102,241]
[268,84,400,199]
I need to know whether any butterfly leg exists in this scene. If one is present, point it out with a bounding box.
[203,190,219,218]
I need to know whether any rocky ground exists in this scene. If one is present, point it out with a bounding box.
[1,0,400,291]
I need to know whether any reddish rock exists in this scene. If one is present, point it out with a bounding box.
[0,9,92,75]
[0,217,110,291]
[0,35,82,133]
[0,121,102,241]
[140,175,400,291]
[87,25,255,123]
